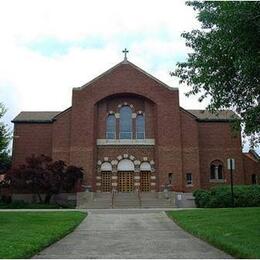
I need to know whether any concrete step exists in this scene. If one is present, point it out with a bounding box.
[94,193,112,199]
[77,192,176,209]
[114,202,140,206]
[140,192,158,199]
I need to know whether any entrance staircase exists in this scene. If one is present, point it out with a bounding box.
[77,191,175,209]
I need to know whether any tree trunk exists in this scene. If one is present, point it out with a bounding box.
[37,191,43,203]
[44,192,53,204]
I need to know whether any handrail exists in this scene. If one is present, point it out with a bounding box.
[137,188,142,208]
[111,188,115,208]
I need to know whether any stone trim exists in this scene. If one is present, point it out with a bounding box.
[97,139,155,146]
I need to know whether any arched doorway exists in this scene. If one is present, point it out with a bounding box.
[140,162,151,192]
[101,162,112,192]
[117,159,134,192]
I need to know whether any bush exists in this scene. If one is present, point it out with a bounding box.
[193,185,260,208]
[193,189,210,208]
[0,200,74,209]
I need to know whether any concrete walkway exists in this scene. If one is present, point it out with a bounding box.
[34,210,231,259]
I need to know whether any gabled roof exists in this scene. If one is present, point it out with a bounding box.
[74,59,178,92]
[12,111,61,123]
[13,108,238,123]
[185,109,239,121]
[244,149,260,162]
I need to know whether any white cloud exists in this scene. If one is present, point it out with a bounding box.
[0,0,254,153]
[4,0,238,152]
[0,0,200,112]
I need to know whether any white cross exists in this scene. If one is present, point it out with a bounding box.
[122,48,129,60]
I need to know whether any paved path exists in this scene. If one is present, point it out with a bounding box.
[34,210,231,259]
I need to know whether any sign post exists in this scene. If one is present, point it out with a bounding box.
[227,158,235,207]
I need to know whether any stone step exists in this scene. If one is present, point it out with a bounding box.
[140,192,158,199]
[114,199,139,202]
[114,202,140,206]
[77,192,176,209]
[141,203,173,207]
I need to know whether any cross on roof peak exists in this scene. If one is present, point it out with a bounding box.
[122,48,129,60]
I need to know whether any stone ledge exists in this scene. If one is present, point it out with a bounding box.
[97,139,155,146]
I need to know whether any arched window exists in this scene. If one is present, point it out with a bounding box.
[120,106,132,139]
[136,114,145,139]
[210,164,215,179]
[210,160,224,180]
[168,173,173,184]
[101,162,112,171]
[106,114,116,139]
[218,165,223,179]
[117,159,135,171]
[252,174,257,185]
[140,162,151,171]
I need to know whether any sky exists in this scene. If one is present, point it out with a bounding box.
[0,0,253,152]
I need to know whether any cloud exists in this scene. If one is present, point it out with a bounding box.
[0,0,199,110]
[0,0,253,152]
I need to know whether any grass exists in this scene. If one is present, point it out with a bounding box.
[0,211,86,258]
[167,208,260,259]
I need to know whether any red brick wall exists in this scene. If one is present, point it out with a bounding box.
[12,62,258,192]
[198,122,245,189]
[97,146,155,162]
[243,154,260,184]
[12,123,53,167]
[180,110,200,192]
[70,62,182,191]
[52,109,71,163]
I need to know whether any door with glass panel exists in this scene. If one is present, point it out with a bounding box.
[117,171,134,192]
[101,171,112,192]
[140,171,151,192]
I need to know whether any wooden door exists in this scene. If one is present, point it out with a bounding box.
[118,171,134,192]
[101,171,112,192]
[140,171,151,192]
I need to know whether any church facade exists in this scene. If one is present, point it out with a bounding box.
[12,58,259,193]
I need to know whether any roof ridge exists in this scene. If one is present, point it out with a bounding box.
[19,111,61,113]
[74,59,178,92]
[126,60,178,91]
[187,109,235,112]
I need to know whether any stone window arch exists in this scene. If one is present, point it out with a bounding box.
[101,162,112,171]
[100,162,112,192]
[140,162,151,171]
[136,114,145,139]
[119,106,132,139]
[210,160,224,180]
[117,159,135,171]
[168,173,173,184]
[106,114,116,139]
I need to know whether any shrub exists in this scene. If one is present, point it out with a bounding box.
[193,189,210,208]
[0,200,74,209]
[193,185,260,208]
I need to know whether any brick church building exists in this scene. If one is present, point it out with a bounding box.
[12,55,259,194]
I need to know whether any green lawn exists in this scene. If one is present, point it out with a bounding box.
[167,208,260,259]
[0,211,86,259]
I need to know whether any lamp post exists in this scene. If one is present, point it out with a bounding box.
[227,158,235,207]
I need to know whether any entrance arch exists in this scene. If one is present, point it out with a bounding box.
[140,162,151,192]
[117,159,134,192]
[101,162,112,192]
[117,159,135,171]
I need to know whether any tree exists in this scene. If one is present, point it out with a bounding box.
[0,103,11,173]
[3,154,84,204]
[172,1,260,146]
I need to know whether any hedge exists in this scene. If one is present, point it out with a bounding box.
[193,185,260,208]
